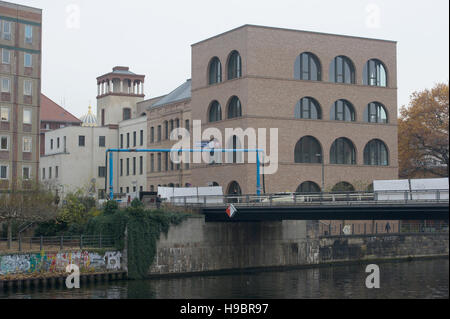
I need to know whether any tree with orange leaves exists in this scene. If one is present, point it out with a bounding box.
[398,83,449,178]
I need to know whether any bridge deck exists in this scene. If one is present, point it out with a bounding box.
[201,202,449,222]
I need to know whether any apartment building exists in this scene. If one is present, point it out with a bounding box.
[0,1,42,190]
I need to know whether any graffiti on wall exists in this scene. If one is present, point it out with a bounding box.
[0,251,122,276]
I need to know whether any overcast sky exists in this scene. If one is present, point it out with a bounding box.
[13,0,450,118]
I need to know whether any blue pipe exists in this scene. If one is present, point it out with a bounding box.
[109,151,114,200]
[106,149,264,200]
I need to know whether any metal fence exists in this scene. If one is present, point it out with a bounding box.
[316,221,449,237]
[157,189,449,208]
[0,235,116,253]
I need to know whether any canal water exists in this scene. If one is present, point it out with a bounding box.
[1,259,448,299]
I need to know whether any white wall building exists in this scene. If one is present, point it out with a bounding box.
[40,66,148,200]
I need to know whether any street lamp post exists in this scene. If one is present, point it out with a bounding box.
[316,154,325,192]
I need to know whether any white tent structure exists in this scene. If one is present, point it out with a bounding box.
[374,178,449,201]
[158,187,224,205]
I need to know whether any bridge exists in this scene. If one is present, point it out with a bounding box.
[158,190,449,223]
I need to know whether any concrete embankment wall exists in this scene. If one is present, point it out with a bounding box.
[149,217,449,276]
[0,250,124,276]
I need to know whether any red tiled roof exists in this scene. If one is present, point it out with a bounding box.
[40,94,81,123]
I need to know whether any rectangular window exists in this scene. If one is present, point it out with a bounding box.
[24,80,33,96]
[185,120,190,132]
[120,134,123,148]
[2,49,10,64]
[49,167,52,179]
[98,166,106,178]
[99,136,106,147]
[139,156,143,175]
[1,77,10,93]
[157,153,161,172]
[25,25,33,44]
[50,139,53,150]
[79,136,85,147]
[55,166,59,178]
[23,109,32,124]
[157,126,161,142]
[150,154,154,173]
[150,127,154,143]
[165,122,169,140]
[120,159,123,176]
[57,137,60,149]
[0,136,8,150]
[2,21,11,40]
[140,130,144,146]
[133,131,136,147]
[24,53,33,68]
[42,167,45,180]
[133,157,136,175]
[165,153,168,172]
[23,137,32,152]
[127,133,130,148]
[0,106,9,122]
[126,158,130,176]
[0,165,7,179]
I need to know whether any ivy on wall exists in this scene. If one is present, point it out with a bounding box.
[86,200,189,280]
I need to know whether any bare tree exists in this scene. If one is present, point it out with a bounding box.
[0,180,58,249]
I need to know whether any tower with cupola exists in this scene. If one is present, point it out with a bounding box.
[96,66,145,126]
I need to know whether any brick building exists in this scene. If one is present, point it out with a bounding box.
[0,1,41,189]
[145,25,398,195]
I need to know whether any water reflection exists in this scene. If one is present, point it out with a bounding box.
[1,259,448,299]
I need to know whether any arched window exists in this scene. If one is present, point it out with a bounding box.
[294,136,322,164]
[296,181,321,194]
[208,57,222,85]
[329,56,355,84]
[363,59,387,87]
[364,102,388,123]
[330,99,355,122]
[295,97,322,120]
[227,96,242,119]
[294,52,321,81]
[364,139,389,166]
[227,51,242,80]
[330,138,356,165]
[332,182,355,192]
[227,181,242,195]
[123,108,131,121]
[208,101,222,122]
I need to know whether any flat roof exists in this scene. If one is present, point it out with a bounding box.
[192,24,397,47]
[0,0,42,13]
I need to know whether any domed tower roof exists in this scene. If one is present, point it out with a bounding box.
[80,106,98,127]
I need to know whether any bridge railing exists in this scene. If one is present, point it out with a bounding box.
[162,189,449,207]
[317,221,449,237]
[0,235,116,253]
